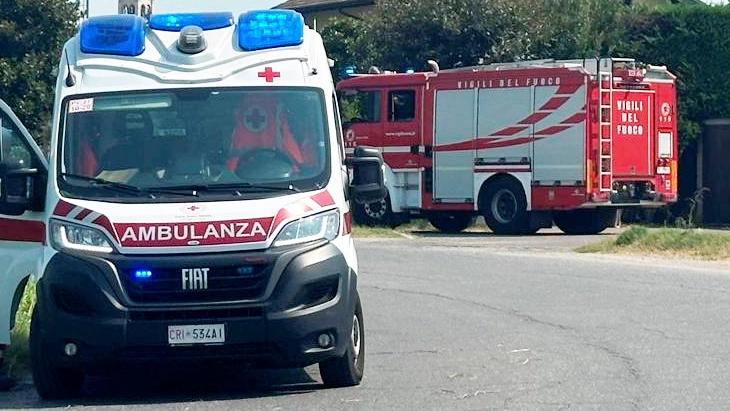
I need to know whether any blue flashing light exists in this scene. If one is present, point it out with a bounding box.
[344,66,356,76]
[237,10,304,51]
[149,12,235,32]
[405,68,415,74]
[134,269,153,279]
[80,15,146,57]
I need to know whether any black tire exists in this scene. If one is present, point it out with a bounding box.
[30,307,85,400]
[553,209,617,235]
[319,294,364,388]
[352,193,393,227]
[480,177,530,235]
[427,212,475,233]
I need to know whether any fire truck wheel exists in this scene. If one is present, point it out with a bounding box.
[352,194,393,227]
[480,177,529,234]
[553,209,616,235]
[30,307,85,400]
[427,212,475,233]
[319,294,364,387]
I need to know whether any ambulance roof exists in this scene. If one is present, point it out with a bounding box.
[60,10,331,92]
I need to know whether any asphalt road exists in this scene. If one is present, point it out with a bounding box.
[3,228,730,410]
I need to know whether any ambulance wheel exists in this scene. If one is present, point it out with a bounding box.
[30,307,85,400]
[480,176,529,235]
[553,209,616,235]
[352,194,392,227]
[319,294,364,387]
[427,212,474,233]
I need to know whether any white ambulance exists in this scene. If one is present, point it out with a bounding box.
[0,10,385,399]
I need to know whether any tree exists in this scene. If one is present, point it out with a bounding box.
[359,0,526,71]
[512,0,630,60]
[0,0,80,148]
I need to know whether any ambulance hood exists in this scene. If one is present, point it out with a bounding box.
[50,189,338,254]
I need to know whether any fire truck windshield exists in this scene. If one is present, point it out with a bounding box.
[58,87,330,201]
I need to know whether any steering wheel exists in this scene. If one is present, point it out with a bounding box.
[234,147,296,180]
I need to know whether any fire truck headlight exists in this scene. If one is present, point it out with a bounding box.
[273,210,340,247]
[50,220,114,254]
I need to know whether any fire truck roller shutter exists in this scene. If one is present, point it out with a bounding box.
[478,174,531,235]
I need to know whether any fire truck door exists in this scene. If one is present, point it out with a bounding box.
[611,90,654,176]
[433,89,475,202]
[0,100,46,347]
[383,89,420,167]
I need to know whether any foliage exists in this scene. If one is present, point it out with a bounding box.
[512,0,630,60]
[4,281,34,380]
[0,0,80,149]
[320,17,374,84]
[355,0,527,71]
[615,5,730,150]
[614,225,650,246]
[578,225,730,259]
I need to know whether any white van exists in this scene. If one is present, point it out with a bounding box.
[0,10,385,399]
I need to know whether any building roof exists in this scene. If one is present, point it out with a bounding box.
[275,0,375,13]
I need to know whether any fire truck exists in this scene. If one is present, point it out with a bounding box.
[337,57,679,234]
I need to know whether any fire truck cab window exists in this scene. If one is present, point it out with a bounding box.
[389,90,415,122]
[339,90,380,124]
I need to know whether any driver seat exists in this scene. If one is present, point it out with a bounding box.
[101,111,153,170]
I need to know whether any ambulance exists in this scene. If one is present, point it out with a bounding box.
[0,10,385,399]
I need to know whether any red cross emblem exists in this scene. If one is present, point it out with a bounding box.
[258,67,281,82]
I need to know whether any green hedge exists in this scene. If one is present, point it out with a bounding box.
[617,5,730,151]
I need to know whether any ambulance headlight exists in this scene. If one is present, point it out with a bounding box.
[237,10,304,51]
[273,210,339,247]
[50,220,114,253]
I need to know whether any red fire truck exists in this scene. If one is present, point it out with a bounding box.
[337,57,678,234]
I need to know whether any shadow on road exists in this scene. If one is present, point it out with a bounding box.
[409,229,620,238]
[0,366,323,409]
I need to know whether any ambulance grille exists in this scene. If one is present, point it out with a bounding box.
[120,264,270,304]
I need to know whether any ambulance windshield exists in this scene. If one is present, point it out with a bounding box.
[58,88,330,200]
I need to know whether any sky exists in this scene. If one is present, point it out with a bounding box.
[87,0,283,17]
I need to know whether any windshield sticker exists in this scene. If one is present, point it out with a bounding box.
[68,98,94,113]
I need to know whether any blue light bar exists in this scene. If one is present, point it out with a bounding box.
[149,12,235,32]
[134,269,152,279]
[80,15,146,57]
[237,10,304,51]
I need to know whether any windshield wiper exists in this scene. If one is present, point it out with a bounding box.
[162,182,301,194]
[61,173,147,195]
[60,173,200,198]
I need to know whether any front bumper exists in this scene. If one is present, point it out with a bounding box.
[35,242,357,372]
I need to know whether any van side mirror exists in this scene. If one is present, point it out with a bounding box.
[0,162,44,216]
[346,146,386,204]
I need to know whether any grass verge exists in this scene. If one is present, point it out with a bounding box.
[577,225,730,260]
[3,280,35,381]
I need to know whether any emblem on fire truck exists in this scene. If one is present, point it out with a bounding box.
[661,102,671,117]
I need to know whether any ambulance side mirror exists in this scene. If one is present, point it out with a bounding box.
[0,162,44,216]
[346,146,387,204]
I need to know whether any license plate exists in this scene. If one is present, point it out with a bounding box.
[168,324,225,345]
